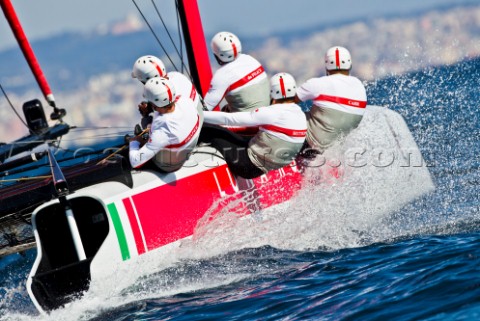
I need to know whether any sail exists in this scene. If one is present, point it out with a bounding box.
[177,0,213,96]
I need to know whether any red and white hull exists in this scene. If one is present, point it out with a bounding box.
[26,105,435,313]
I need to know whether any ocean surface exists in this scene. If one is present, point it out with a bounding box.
[0,57,479,320]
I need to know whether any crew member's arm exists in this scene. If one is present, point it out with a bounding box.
[204,108,271,127]
[295,79,318,102]
[203,73,230,111]
[129,128,169,168]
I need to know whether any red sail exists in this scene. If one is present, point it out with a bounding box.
[177,0,213,97]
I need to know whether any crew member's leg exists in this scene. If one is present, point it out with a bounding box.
[199,124,250,146]
[199,124,263,179]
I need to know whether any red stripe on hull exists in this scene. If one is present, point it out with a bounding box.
[248,162,303,209]
[132,165,239,250]
[129,162,304,253]
[122,198,146,254]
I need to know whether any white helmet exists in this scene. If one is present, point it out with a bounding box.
[143,77,176,108]
[211,31,242,63]
[324,46,352,71]
[270,72,297,100]
[132,55,167,83]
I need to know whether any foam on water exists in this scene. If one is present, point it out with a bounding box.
[181,106,435,255]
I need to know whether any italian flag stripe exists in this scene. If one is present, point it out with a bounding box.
[107,203,131,261]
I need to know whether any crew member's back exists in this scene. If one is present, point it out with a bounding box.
[129,77,201,172]
[204,31,270,112]
[296,46,367,154]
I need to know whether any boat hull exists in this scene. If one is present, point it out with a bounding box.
[26,105,434,313]
[26,145,303,311]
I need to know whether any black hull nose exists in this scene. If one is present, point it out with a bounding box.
[29,197,110,311]
[30,258,93,311]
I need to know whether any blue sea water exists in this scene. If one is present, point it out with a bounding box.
[0,57,479,320]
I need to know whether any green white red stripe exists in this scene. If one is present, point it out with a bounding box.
[106,163,303,260]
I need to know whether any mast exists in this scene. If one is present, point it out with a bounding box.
[1,0,65,119]
[177,0,212,97]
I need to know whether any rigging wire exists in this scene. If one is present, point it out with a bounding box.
[69,126,132,131]
[151,0,190,77]
[0,150,110,177]
[148,0,201,93]
[60,133,129,141]
[0,83,30,130]
[0,175,51,183]
[132,0,195,82]
[131,0,179,71]
[0,131,128,144]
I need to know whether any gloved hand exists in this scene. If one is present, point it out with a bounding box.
[134,124,143,136]
[133,124,149,142]
[138,101,153,117]
[140,115,153,130]
[126,132,149,146]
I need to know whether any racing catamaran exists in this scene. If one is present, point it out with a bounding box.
[0,0,434,314]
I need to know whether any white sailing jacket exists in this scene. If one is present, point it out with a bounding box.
[129,95,201,172]
[296,74,367,150]
[204,103,307,171]
[168,71,204,121]
[204,54,270,112]
[296,74,367,116]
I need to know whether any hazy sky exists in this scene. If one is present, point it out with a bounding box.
[0,0,474,50]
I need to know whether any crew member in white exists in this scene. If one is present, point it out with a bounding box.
[204,31,270,112]
[131,55,204,129]
[200,72,307,179]
[295,46,367,156]
[129,77,201,172]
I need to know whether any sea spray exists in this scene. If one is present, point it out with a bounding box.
[185,105,435,256]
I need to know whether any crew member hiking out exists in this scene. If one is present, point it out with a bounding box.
[204,31,270,112]
[131,55,204,129]
[129,77,201,172]
[296,46,367,157]
[200,72,307,179]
